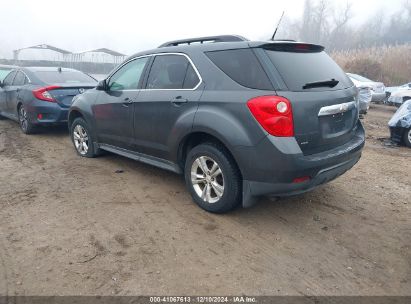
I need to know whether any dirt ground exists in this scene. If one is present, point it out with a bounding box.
[0,104,410,296]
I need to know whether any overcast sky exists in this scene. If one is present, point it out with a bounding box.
[0,0,405,58]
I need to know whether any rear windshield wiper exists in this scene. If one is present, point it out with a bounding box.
[303,79,339,90]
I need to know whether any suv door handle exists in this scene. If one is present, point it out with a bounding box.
[122,97,133,106]
[171,96,188,106]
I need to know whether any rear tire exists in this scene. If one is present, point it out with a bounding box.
[70,117,100,158]
[184,142,241,213]
[18,104,36,134]
[403,128,411,148]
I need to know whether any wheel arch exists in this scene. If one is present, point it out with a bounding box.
[177,131,243,179]
[16,101,23,112]
[68,110,84,128]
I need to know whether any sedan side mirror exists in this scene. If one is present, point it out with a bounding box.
[96,79,108,91]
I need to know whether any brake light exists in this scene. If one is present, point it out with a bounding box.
[32,86,61,102]
[293,176,310,183]
[295,44,311,50]
[247,96,294,137]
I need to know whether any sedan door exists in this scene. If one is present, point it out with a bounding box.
[93,56,150,150]
[0,70,16,116]
[7,71,28,116]
[133,54,203,160]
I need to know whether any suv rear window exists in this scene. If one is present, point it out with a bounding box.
[36,71,96,84]
[264,49,352,91]
[206,49,273,90]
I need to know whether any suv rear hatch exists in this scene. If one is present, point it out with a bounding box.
[258,43,358,155]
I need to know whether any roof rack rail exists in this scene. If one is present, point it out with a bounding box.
[158,35,248,48]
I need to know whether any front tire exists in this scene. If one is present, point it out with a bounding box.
[184,142,241,213]
[18,104,36,134]
[70,117,100,158]
[404,128,411,148]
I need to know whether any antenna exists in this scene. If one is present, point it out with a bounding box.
[271,11,285,41]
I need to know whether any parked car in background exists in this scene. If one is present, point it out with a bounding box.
[69,35,364,213]
[0,64,17,82]
[388,100,411,147]
[357,85,372,115]
[347,74,372,115]
[387,85,411,107]
[386,82,411,96]
[0,67,97,134]
[347,73,386,103]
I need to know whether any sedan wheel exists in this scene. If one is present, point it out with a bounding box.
[191,156,225,204]
[18,105,35,134]
[73,124,89,155]
[19,106,28,131]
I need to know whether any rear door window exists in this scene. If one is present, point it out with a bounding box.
[206,49,273,90]
[264,49,352,91]
[183,64,200,89]
[12,71,27,86]
[146,54,200,90]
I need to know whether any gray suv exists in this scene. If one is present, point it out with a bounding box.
[68,35,365,213]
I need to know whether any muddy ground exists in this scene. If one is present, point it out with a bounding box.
[0,104,410,296]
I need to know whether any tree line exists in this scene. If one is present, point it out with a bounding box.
[277,0,411,51]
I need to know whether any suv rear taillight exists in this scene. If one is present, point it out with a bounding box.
[32,86,61,102]
[247,96,294,137]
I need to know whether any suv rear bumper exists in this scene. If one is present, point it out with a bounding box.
[236,122,365,207]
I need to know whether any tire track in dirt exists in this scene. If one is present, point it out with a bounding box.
[0,236,11,297]
[0,120,45,166]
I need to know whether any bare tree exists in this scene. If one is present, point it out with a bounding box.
[326,2,353,50]
[300,0,314,41]
[279,0,411,50]
[312,0,329,43]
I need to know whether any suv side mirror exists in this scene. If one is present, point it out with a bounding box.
[96,79,108,91]
[0,80,4,88]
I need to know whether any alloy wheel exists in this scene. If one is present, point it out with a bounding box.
[191,156,224,204]
[19,106,28,131]
[73,124,89,155]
